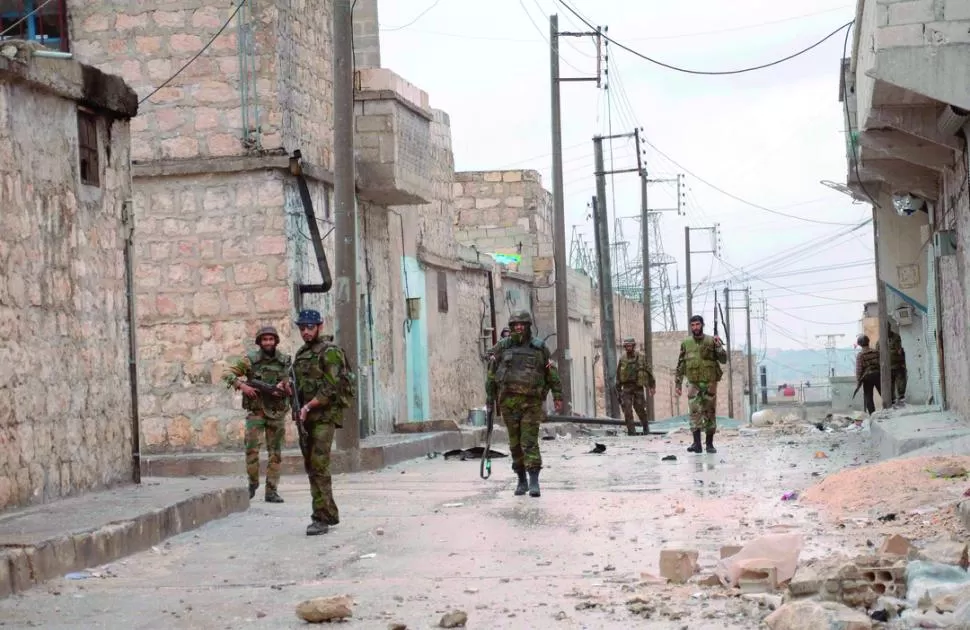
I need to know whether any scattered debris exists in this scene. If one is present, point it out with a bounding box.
[388,624,408,630]
[438,610,468,628]
[359,553,377,559]
[929,464,967,479]
[443,447,507,461]
[588,443,606,454]
[295,596,353,623]
[716,533,803,588]
[659,549,699,583]
[915,539,970,569]
[661,455,677,461]
[879,534,913,557]
[781,491,799,501]
[441,502,464,508]
[764,600,872,630]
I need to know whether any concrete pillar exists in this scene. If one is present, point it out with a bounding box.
[353,0,381,69]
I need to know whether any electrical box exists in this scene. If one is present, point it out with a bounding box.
[934,230,958,257]
[895,304,914,326]
[406,297,421,320]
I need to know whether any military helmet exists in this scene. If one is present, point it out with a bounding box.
[255,325,280,345]
[622,337,636,345]
[508,310,533,326]
[689,315,704,325]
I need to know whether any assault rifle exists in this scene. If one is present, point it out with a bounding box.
[248,379,286,398]
[480,401,494,480]
[289,365,311,474]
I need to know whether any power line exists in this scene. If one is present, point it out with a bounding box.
[556,0,852,76]
[380,0,442,31]
[627,5,855,41]
[139,2,244,105]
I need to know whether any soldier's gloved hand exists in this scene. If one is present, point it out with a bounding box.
[239,383,258,399]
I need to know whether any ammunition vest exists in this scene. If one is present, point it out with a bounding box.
[294,341,357,412]
[244,349,290,415]
[617,354,642,386]
[682,335,723,385]
[495,339,547,397]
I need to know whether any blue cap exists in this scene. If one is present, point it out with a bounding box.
[295,309,323,325]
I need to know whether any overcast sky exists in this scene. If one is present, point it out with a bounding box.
[377,0,872,357]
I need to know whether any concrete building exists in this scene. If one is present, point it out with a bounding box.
[841,0,970,412]
[0,40,138,509]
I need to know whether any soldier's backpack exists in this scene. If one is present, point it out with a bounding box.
[324,342,358,408]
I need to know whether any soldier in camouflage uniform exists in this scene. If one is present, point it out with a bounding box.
[486,311,563,498]
[292,309,356,536]
[856,334,881,415]
[223,325,291,503]
[675,315,728,454]
[881,326,907,406]
[615,337,656,436]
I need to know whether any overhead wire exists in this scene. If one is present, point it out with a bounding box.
[518,0,587,74]
[0,0,56,38]
[555,0,853,76]
[627,5,855,41]
[381,0,442,31]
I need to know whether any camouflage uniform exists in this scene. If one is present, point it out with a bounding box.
[292,309,356,535]
[675,325,727,453]
[856,340,881,415]
[884,331,907,404]
[487,311,562,497]
[223,327,291,502]
[616,338,655,435]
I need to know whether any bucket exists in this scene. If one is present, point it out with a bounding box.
[467,408,486,426]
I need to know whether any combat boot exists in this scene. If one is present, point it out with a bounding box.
[248,482,259,499]
[527,470,541,497]
[705,431,717,454]
[306,520,329,536]
[265,490,284,503]
[514,470,528,496]
[687,430,703,453]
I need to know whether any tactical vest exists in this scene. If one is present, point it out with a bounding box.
[617,354,641,386]
[495,339,546,397]
[244,349,290,415]
[682,336,723,385]
[295,341,356,410]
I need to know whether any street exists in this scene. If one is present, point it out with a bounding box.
[0,425,878,629]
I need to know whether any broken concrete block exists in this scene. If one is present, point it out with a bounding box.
[692,573,722,587]
[295,596,353,622]
[720,544,743,559]
[716,533,803,587]
[788,565,823,597]
[764,600,872,630]
[880,534,913,557]
[916,540,970,569]
[739,561,778,593]
[659,549,699,583]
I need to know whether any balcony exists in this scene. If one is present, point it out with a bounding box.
[353,68,433,206]
[841,0,969,200]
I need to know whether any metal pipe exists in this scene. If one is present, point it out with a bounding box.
[31,50,72,59]
[122,201,141,484]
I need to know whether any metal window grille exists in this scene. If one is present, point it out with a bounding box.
[77,110,99,187]
[0,0,70,52]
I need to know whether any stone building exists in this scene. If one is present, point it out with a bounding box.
[842,0,970,411]
[0,41,138,509]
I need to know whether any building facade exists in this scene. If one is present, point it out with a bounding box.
[0,40,138,509]
[842,0,970,413]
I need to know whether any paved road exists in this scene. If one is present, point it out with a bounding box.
[0,425,871,629]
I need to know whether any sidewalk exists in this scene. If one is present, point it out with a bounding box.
[868,404,970,459]
[139,424,498,477]
[0,478,248,598]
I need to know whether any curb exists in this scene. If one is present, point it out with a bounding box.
[0,485,249,599]
[140,427,498,478]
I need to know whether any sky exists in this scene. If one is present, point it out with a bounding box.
[376,0,873,356]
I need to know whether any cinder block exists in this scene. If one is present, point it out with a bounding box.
[888,0,936,25]
[876,23,926,48]
[944,0,970,21]
[925,20,970,44]
[659,549,699,583]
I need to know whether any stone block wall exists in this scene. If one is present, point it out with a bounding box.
[0,52,136,508]
[68,0,334,167]
[938,144,969,419]
[133,170,296,452]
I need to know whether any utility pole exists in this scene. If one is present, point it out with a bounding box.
[745,287,755,415]
[591,194,618,418]
[684,225,719,323]
[333,0,359,459]
[550,14,602,413]
[638,131,654,424]
[723,286,734,419]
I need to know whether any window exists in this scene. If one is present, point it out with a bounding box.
[77,110,100,187]
[436,271,448,313]
[0,0,70,52]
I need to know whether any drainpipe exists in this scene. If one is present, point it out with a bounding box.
[122,200,141,483]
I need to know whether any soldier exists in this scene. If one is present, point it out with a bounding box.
[223,325,291,503]
[615,337,656,436]
[884,326,907,406]
[855,334,881,415]
[292,309,357,536]
[487,311,563,498]
[675,315,728,454]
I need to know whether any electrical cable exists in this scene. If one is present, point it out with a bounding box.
[139,1,244,105]
[519,0,586,74]
[381,0,442,31]
[628,5,854,42]
[556,0,852,76]
[841,22,881,208]
[0,0,56,38]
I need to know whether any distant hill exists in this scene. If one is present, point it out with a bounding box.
[759,348,857,385]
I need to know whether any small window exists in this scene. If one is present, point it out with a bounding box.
[77,110,100,187]
[0,0,70,52]
[436,271,448,313]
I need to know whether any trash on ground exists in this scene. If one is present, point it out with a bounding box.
[588,443,606,454]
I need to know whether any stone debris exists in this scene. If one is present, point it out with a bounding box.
[720,545,743,559]
[764,600,872,630]
[716,533,803,588]
[388,624,407,630]
[438,609,468,628]
[879,534,913,557]
[295,596,354,623]
[914,539,970,569]
[659,549,699,583]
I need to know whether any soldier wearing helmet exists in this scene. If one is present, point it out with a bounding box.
[675,314,727,454]
[486,310,563,498]
[615,337,656,435]
[223,324,292,503]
